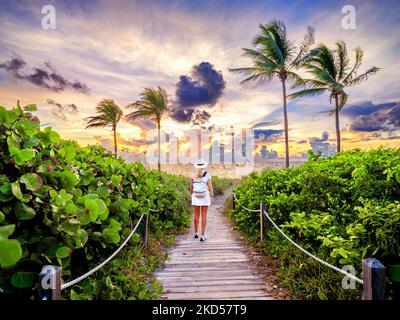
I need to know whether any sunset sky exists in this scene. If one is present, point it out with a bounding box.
[0,0,399,157]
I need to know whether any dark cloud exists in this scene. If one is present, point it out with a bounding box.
[254,129,283,143]
[297,139,308,144]
[169,108,194,123]
[349,103,400,132]
[0,55,90,93]
[47,99,79,120]
[343,101,398,118]
[192,110,211,126]
[170,62,225,124]
[251,120,280,129]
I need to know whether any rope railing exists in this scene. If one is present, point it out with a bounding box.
[61,214,144,290]
[232,192,259,212]
[261,210,363,284]
[38,198,162,299]
[232,192,364,285]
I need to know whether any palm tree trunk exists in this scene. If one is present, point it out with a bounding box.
[157,120,161,171]
[334,95,341,153]
[113,125,118,158]
[281,80,290,168]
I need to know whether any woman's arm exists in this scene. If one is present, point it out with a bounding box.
[190,178,193,195]
[207,178,214,198]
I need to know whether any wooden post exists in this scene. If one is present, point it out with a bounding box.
[262,202,268,233]
[363,258,386,300]
[38,265,62,300]
[144,212,149,250]
[232,193,236,210]
[259,203,265,241]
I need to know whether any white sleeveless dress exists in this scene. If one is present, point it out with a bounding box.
[191,171,211,206]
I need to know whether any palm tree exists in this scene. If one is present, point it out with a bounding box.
[230,20,315,168]
[126,87,168,171]
[85,99,123,158]
[288,41,380,152]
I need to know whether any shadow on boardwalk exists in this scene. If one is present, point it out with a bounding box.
[154,196,276,300]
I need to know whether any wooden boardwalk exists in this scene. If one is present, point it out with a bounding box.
[155,196,274,300]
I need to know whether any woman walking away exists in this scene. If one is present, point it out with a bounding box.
[190,159,214,242]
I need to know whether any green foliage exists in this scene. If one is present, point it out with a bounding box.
[0,103,190,299]
[211,177,239,196]
[231,148,400,299]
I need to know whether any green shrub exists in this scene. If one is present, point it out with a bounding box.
[211,177,238,196]
[0,102,190,299]
[231,148,400,299]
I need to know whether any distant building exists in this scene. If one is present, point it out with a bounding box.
[308,131,336,158]
[255,145,278,162]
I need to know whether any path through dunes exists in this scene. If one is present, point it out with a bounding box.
[155,196,274,300]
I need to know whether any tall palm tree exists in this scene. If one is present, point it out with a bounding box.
[85,99,123,158]
[288,41,380,152]
[230,20,315,168]
[126,87,168,171]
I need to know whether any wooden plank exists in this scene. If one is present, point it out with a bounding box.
[161,279,266,287]
[155,196,274,300]
[164,284,267,293]
[155,270,259,277]
[162,290,270,300]
[166,258,248,263]
[157,276,261,282]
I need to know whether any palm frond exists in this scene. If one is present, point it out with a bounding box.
[233,65,277,84]
[311,44,337,80]
[342,47,363,84]
[344,67,380,87]
[125,86,168,123]
[254,23,285,65]
[338,92,349,110]
[305,64,335,84]
[84,99,123,130]
[287,88,326,100]
[335,40,350,81]
[291,26,316,68]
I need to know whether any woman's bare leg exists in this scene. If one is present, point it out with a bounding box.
[201,206,208,236]
[194,206,201,234]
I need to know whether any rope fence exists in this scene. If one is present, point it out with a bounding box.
[232,192,387,299]
[232,192,259,212]
[61,214,144,290]
[38,199,160,299]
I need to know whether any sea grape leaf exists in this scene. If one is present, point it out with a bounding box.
[11,272,36,288]
[11,181,23,200]
[56,246,71,258]
[17,119,39,135]
[0,183,13,202]
[63,146,76,161]
[57,171,79,189]
[9,147,35,165]
[23,136,40,148]
[0,224,15,239]
[75,229,88,247]
[0,239,22,267]
[7,134,20,149]
[96,199,109,220]
[20,173,43,192]
[15,203,36,220]
[23,104,37,111]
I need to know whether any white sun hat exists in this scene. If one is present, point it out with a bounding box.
[194,159,208,169]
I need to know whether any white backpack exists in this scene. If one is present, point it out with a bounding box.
[193,172,208,198]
